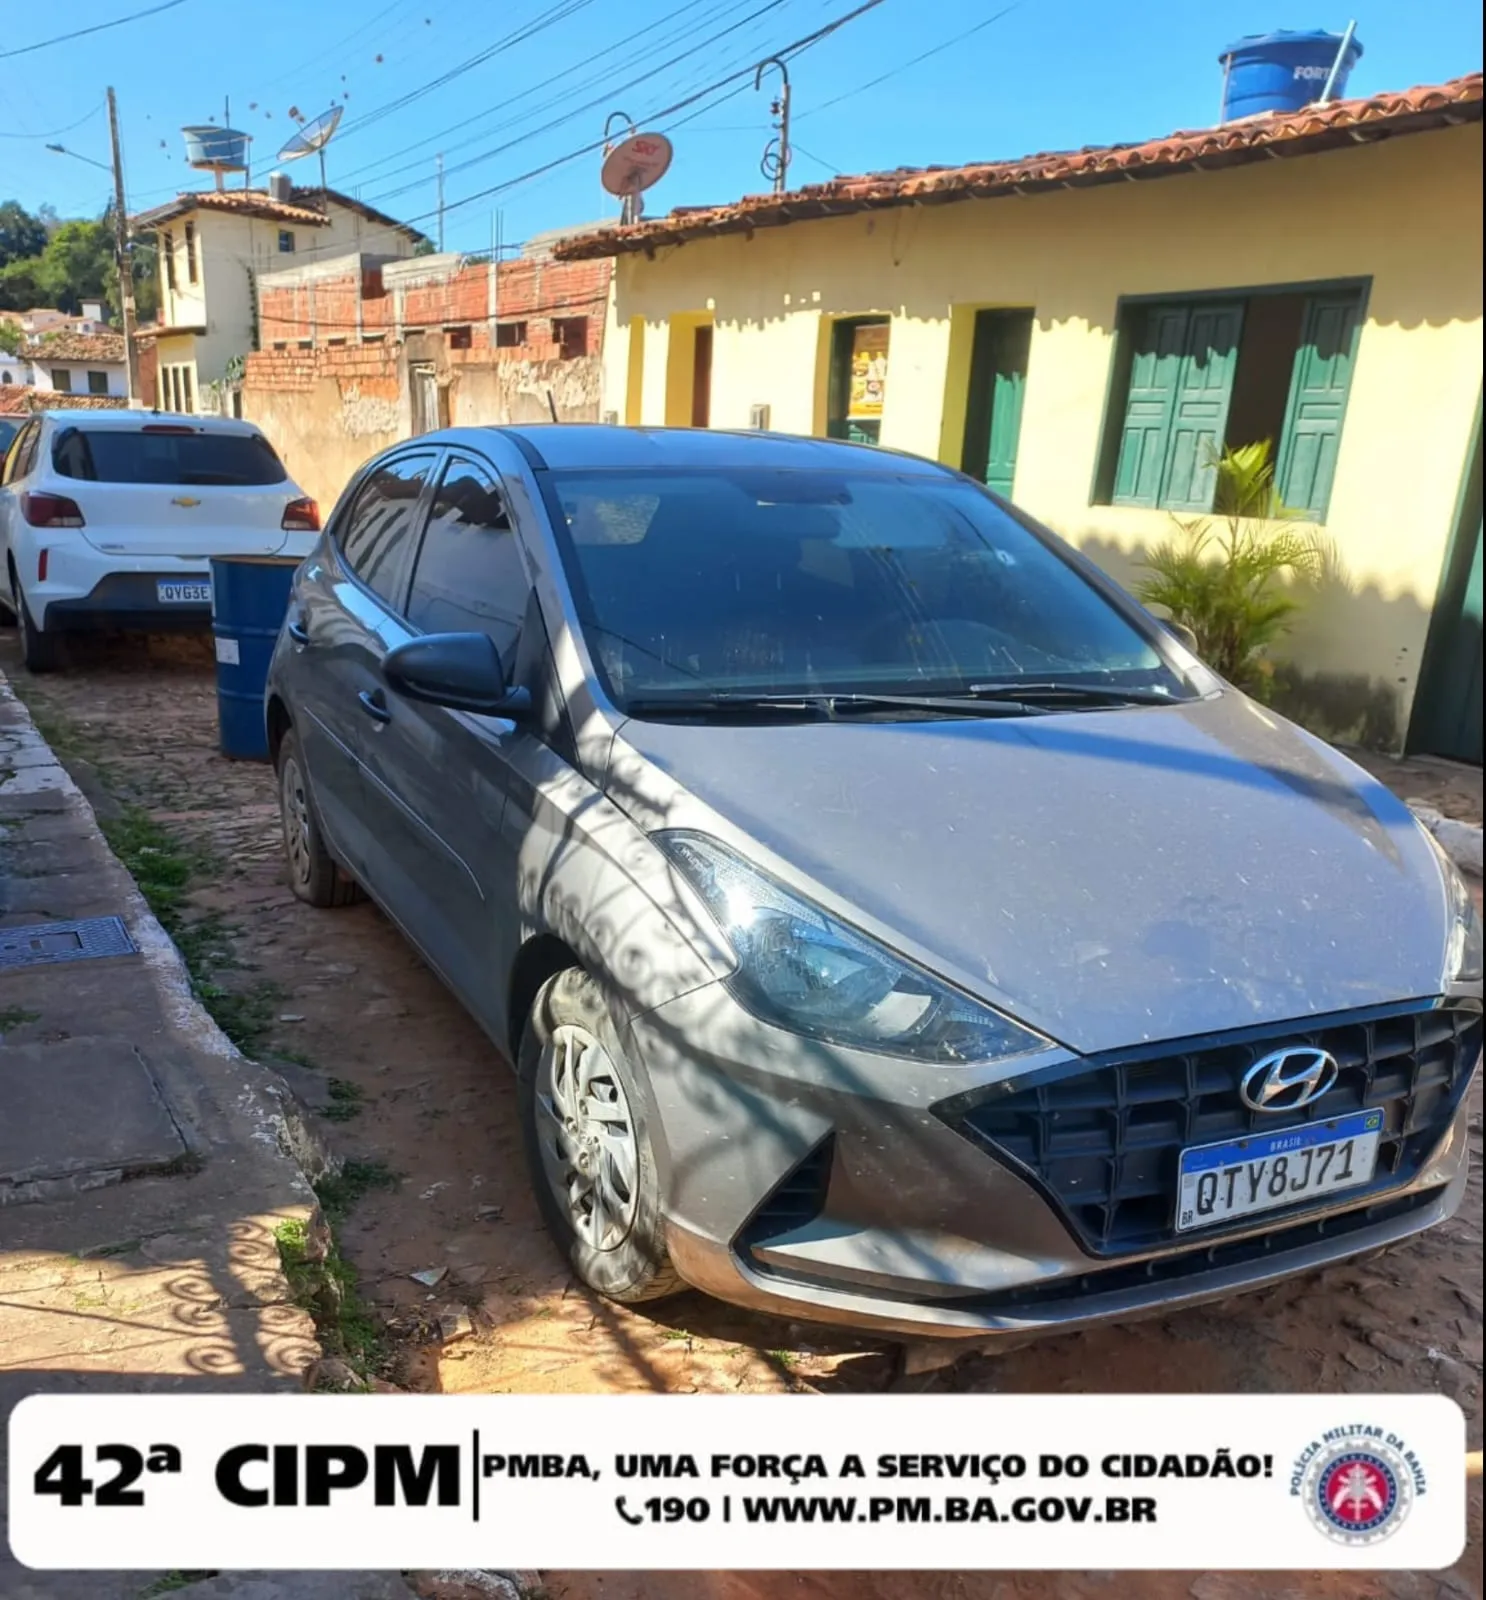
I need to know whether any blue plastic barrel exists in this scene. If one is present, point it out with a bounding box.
[1219,30,1363,122]
[210,556,301,761]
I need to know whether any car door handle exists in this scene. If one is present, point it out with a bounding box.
[286,616,310,645]
[357,689,392,724]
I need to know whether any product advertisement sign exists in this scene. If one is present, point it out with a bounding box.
[7,1393,1465,1571]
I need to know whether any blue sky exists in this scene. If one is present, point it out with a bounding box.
[2,0,1481,256]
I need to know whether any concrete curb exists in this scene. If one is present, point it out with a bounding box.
[1407,802,1485,878]
[0,672,321,1187]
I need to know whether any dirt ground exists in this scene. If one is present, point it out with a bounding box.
[3,628,1481,1600]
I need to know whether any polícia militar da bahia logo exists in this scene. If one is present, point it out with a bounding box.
[1291,1422,1427,1547]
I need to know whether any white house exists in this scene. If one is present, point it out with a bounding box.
[132,180,426,412]
[22,331,128,398]
[0,350,32,389]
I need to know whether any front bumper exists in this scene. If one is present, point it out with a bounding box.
[627,987,1480,1339]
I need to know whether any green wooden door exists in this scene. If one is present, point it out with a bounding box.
[962,309,1033,499]
[1160,301,1245,511]
[1410,410,1483,765]
[1276,293,1362,519]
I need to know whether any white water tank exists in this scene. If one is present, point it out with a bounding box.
[268,171,293,203]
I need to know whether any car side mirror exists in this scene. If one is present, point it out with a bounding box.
[1160,618,1200,654]
[383,632,530,718]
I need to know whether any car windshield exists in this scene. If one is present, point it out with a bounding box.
[50,427,287,486]
[547,467,1190,709]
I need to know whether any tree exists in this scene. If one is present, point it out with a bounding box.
[0,319,21,355]
[0,201,155,322]
[0,201,47,268]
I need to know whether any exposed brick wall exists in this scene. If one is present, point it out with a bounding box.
[256,254,611,366]
[243,251,611,510]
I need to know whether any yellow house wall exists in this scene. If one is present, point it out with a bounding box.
[606,124,1484,747]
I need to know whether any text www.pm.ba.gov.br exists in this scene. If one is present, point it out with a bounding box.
[5,1392,1466,1571]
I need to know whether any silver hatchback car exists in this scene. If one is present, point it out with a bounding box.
[266,426,1482,1339]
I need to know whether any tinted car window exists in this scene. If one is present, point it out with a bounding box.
[550,468,1185,705]
[5,421,40,484]
[337,451,437,606]
[407,455,527,666]
[51,427,288,485]
[0,420,17,460]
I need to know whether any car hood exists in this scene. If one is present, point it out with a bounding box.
[609,692,1452,1055]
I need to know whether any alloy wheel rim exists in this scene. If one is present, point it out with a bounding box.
[281,756,313,886]
[534,1022,640,1253]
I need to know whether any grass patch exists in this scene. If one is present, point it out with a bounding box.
[321,1078,365,1123]
[276,1206,390,1382]
[0,1005,39,1030]
[96,807,280,1054]
[138,1570,218,1597]
[25,704,105,769]
[315,1159,398,1224]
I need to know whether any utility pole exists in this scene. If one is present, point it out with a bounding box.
[437,154,445,253]
[107,86,141,406]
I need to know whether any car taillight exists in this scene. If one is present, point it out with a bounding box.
[282,496,320,532]
[20,492,85,529]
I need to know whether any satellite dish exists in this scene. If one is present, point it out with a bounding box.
[601,132,673,198]
[276,104,343,163]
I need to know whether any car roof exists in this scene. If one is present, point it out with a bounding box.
[424,423,954,477]
[39,409,265,435]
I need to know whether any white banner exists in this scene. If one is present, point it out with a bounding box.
[6,1393,1465,1571]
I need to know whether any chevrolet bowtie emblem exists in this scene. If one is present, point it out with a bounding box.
[171,496,201,508]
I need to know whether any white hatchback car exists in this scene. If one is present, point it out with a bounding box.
[0,409,319,671]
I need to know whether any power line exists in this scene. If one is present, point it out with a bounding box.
[336,0,604,142]
[331,0,751,190]
[0,0,190,60]
[0,101,106,140]
[795,1,1021,121]
[398,0,892,231]
[363,0,796,205]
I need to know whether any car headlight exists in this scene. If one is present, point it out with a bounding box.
[1432,838,1483,988]
[657,831,1050,1064]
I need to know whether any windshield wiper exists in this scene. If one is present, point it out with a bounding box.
[967,680,1180,706]
[623,691,1049,721]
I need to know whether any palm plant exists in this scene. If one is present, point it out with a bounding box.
[1136,441,1323,698]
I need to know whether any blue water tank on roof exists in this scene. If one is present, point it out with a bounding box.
[1219,30,1364,122]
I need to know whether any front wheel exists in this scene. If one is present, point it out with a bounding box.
[518,967,682,1304]
[275,727,361,908]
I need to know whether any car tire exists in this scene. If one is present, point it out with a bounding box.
[13,573,62,673]
[275,728,362,908]
[518,966,683,1305]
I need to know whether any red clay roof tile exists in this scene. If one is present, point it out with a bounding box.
[555,73,1483,260]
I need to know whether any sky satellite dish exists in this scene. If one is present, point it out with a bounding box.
[601,132,673,199]
[276,104,344,163]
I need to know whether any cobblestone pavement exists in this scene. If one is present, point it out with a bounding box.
[2,629,1480,1600]
[1341,746,1483,832]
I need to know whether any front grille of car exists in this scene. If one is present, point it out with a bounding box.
[948,1187,1443,1311]
[937,1001,1481,1257]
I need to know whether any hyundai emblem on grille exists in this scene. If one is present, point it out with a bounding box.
[1240,1047,1340,1113]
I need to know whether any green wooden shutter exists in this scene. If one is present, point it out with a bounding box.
[1159,301,1244,512]
[1111,304,1188,507]
[1276,293,1361,520]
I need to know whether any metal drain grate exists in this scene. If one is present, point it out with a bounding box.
[0,916,137,970]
